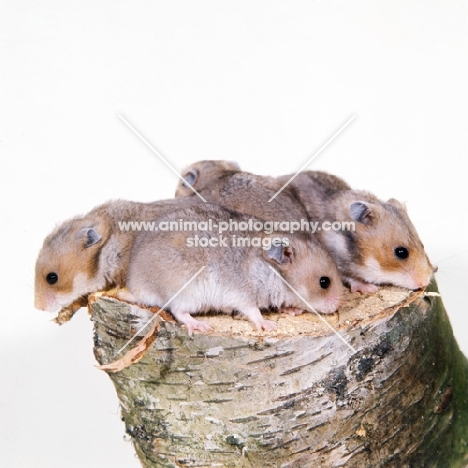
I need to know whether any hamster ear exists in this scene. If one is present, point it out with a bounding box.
[228,160,241,171]
[387,198,407,211]
[77,227,102,248]
[264,243,295,265]
[349,201,376,225]
[182,168,198,188]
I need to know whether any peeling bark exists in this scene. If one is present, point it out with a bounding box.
[91,280,468,467]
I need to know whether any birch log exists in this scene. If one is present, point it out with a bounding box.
[91,280,468,468]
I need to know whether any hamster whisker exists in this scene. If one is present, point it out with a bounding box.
[433,250,468,265]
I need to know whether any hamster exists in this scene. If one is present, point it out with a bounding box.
[279,173,435,292]
[175,160,308,222]
[124,203,345,334]
[177,160,435,293]
[34,198,203,316]
[277,170,352,194]
[175,160,241,198]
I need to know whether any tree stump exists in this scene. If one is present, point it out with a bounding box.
[91,280,468,468]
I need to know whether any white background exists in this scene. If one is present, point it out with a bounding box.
[1,1,467,466]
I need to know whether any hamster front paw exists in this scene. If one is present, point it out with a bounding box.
[282,307,305,316]
[257,319,278,332]
[52,296,88,325]
[348,278,379,294]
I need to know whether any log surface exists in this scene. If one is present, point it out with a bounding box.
[91,281,468,468]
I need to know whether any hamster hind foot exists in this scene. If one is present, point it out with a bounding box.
[239,307,278,331]
[171,310,213,336]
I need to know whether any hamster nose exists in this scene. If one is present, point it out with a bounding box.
[433,265,438,273]
[415,277,431,290]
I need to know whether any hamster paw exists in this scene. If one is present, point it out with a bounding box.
[282,307,304,316]
[240,307,278,332]
[53,306,76,325]
[52,296,89,325]
[349,278,379,294]
[181,316,213,336]
[115,289,138,303]
[256,319,278,332]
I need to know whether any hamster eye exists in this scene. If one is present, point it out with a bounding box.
[319,276,331,289]
[394,247,409,259]
[46,272,58,285]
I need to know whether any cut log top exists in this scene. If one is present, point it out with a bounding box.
[189,287,416,338]
[91,286,416,340]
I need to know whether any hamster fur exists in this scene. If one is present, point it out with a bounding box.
[177,160,435,293]
[124,203,345,334]
[276,170,351,194]
[34,198,202,313]
[175,160,241,198]
[282,174,435,292]
[175,160,309,222]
